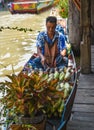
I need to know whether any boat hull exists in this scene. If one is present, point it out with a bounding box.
[21,51,78,129]
[7,0,53,14]
[1,52,78,130]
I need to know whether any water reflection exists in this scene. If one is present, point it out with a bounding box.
[0,10,50,81]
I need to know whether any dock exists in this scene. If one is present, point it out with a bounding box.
[67,74,94,130]
[67,45,94,130]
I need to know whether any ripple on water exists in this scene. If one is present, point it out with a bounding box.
[0,9,51,80]
[1,53,10,59]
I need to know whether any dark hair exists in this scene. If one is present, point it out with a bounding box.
[46,16,57,24]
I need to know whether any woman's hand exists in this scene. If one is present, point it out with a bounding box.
[37,47,46,67]
[60,49,67,57]
[41,56,46,66]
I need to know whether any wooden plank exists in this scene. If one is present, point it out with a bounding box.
[91,45,94,70]
[67,73,94,130]
[67,120,94,130]
[74,96,94,104]
[72,104,94,113]
[75,89,94,96]
[78,74,94,80]
[78,79,94,84]
[91,69,94,72]
[72,112,94,122]
[78,84,94,89]
[77,74,94,88]
[67,127,94,130]
[74,88,94,104]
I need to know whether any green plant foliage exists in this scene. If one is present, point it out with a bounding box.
[0,66,74,126]
[58,0,68,18]
[0,26,33,32]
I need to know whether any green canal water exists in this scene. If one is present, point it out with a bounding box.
[0,9,80,129]
[0,10,80,80]
[0,10,51,81]
[0,9,52,129]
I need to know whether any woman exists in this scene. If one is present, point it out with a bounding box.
[30,16,68,70]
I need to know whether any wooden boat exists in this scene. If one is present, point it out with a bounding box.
[46,52,78,130]
[20,49,78,129]
[1,47,78,130]
[7,0,54,14]
[0,17,78,127]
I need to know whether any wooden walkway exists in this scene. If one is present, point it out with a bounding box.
[67,45,94,130]
[67,74,94,130]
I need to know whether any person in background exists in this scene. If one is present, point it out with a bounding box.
[56,17,67,41]
[50,7,57,16]
[30,16,68,70]
[0,0,4,8]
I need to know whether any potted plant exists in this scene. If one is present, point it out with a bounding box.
[0,67,73,130]
[0,72,48,130]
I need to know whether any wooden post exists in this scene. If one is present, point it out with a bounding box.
[80,0,91,74]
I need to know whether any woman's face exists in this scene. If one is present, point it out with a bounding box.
[46,22,56,36]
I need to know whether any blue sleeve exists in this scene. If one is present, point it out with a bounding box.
[56,25,64,35]
[36,32,45,54]
[36,32,44,48]
[59,33,66,52]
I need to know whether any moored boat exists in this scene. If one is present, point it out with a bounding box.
[7,0,54,14]
[0,49,78,130]
[20,45,78,129]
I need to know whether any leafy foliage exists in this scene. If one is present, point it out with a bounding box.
[0,73,47,119]
[58,0,68,18]
[0,26,33,32]
[0,67,73,125]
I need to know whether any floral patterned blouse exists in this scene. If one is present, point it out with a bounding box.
[36,31,66,55]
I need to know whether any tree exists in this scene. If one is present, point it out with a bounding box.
[58,0,68,18]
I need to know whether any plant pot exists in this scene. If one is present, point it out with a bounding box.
[9,115,46,130]
[19,114,45,124]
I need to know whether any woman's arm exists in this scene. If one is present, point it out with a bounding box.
[37,47,46,66]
